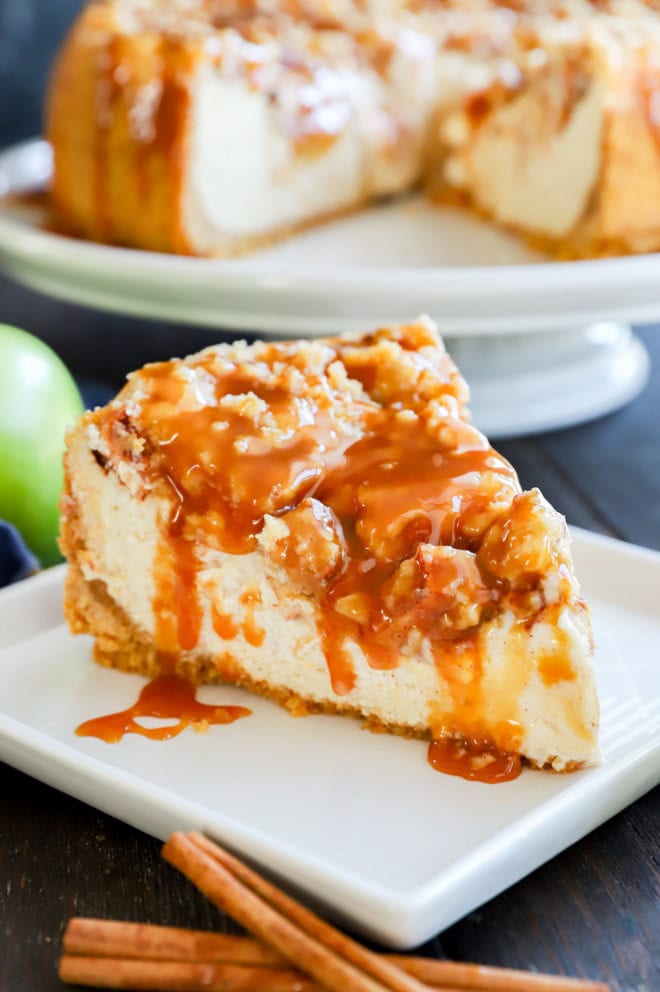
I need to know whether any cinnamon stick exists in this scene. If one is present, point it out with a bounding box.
[390,957,610,992]
[188,830,430,992]
[161,834,609,992]
[62,917,285,966]
[58,955,317,992]
[162,832,394,992]
[60,918,610,992]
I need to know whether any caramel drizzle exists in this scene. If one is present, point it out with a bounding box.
[312,416,514,693]
[135,350,519,712]
[93,35,192,252]
[93,36,122,242]
[240,588,266,647]
[76,675,251,743]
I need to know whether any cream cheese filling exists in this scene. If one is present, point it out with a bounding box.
[445,79,604,239]
[183,71,368,247]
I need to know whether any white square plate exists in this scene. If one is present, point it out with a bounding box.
[0,527,658,947]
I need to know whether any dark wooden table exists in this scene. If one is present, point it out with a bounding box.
[0,273,658,991]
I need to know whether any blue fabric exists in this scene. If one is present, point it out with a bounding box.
[0,520,40,588]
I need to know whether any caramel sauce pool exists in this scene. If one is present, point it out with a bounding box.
[76,675,251,743]
[96,340,530,779]
[428,737,522,784]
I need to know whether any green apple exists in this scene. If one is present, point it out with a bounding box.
[0,324,83,566]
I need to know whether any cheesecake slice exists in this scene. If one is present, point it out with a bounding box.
[60,319,600,774]
[437,11,660,257]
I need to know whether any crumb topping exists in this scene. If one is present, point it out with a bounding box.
[83,321,577,704]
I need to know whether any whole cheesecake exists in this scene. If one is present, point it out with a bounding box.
[60,319,600,775]
[47,0,660,258]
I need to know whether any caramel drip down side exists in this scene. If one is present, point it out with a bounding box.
[92,30,194,253]
[93,35,122,243]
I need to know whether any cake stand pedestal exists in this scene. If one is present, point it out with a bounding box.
[447,323,650,438]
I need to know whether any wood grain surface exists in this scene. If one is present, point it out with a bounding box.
[0,273,657,992]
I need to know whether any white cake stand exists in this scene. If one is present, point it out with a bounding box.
[0,139,653,437]
[448,324,649,437]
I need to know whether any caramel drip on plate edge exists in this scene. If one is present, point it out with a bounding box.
[81,347,530,783]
